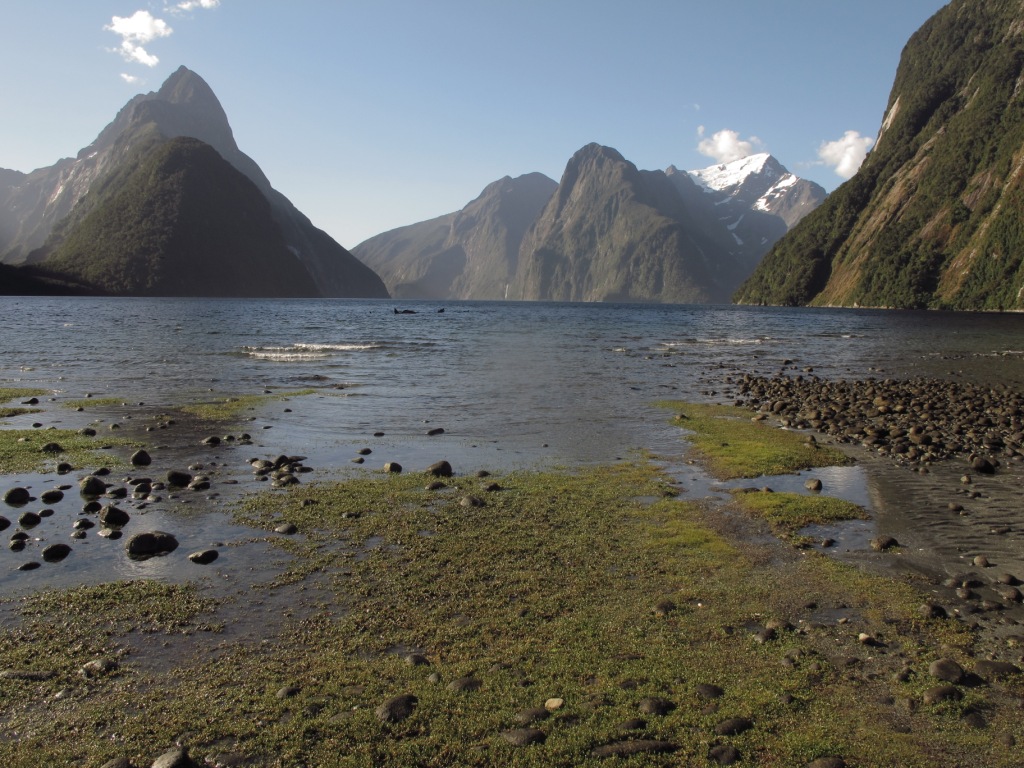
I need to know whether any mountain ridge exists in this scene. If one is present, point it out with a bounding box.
[0,66,388,298]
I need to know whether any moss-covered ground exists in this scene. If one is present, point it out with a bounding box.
[0,463,1018,767]
[658,402,851,479]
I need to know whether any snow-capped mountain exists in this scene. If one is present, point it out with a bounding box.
[663,153,826,274]
[687,153,825,228]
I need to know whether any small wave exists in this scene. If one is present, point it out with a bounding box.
[660,337,768,348]
[242,342,382,361]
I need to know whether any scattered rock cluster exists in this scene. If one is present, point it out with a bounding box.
[731,374,1024,471]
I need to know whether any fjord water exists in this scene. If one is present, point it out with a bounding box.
[6,296,1024,592]
[7,296,1024,471]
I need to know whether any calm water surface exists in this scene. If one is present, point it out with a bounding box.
[4,298,1024,592]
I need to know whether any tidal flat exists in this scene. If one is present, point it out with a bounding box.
[0,378,1022,767]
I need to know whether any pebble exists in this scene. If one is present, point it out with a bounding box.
[500,728,546,747]
[448,676,482,692]
[638,696,675,716]
[375,693,417,723]
[3,487,31,506]
[544,697,564,711]
[591,740,676,758]
[715,717,753,736]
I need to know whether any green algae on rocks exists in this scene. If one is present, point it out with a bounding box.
[180,389,318,421]
[659,401,851,479]
[0,428,135,473]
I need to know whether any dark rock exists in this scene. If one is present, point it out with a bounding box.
[99,505,131,527]
[447,676,482,692]
[638,696,675,716]
[99,759,135,768]
[870,535,899,552]
[404,653,430,667]
[276,685,301,699]
[591,740,676,758]
[18,561,40,571]
[709,744,741,765]
[928,658,966,684]
[131,449,152,466]
[806,759,846,768]
[41,544,71,562]
[39,489,64,504]
[804,478,822,492]
[0,517,9,532]
[274,523,298,535]
[514,707,550,725]
[165,470,193,487]
[3,487,31,506]
[460,495,485,508]
[426,460,453,477]
[715,717,753,736]
[974,660,1021,679]
[923,685,962,705]
[188,549,219,565]
[125,531,179,558]
[18,511,41,527]
[150,746,198,768]
[376,693,417,723]
[500,728,546,746]
[79,476,107,496]
[384,462,403,474]
[80,658,118,678]
[40,442,63,453]
[971,456,996,474]
[696,683,725,699]
[615,718,646,733]
[426,427,445,436]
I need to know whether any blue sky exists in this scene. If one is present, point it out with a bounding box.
[1,1,949,248]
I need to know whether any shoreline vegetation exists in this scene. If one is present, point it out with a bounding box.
[0,378,1022,767]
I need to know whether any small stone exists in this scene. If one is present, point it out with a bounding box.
[404,653,430,667]
[426,460,453,477]
[383,462,403,474]
[18,511,41,527]
[41,543,72,562]
[150,746,195,768]
[165,470,193,487]
[125,531,178,558]
[806,759,846,768]
[804,478,822,492]
[638,696,675,716]
[709,744,741,765]
[591,740,676,758]
[276,685,301,699]
[544,697,564,711]
[653,599,676,616]
[973,660,1021,679]
[130,449,152,467]
[426,427,445,436]
[39,489,64,504]
[3,487,31,506]
[18,561,41,571]
[188,549,219,565]
[514,707,550,725]
[500,728,546,747]
[870,535,899,552]
[80,658,118,678]
[928,658,965,684]
[447,676,482,692]
[376,693,417,723]
[923,685,962,705]
[275,523,298,535]
[99,505,131,527]
[460,495,485,508]
[974,555,991,568]
[696,683,724,699]
[79,476,107,496]
[715,717,753,736]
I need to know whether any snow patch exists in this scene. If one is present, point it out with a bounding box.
[688,153,772,192]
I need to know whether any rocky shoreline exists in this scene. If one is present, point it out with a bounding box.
[718,371,1024,643]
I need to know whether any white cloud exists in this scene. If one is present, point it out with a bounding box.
[120,73,142,84]
[818,130,874,179]
[106,10,173,68]
[697,128,762,164]
[174,0,220,11]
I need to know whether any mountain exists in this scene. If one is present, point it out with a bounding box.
[0,66,388,298]
[735,0,1024,310]
[355,146,820,303]
[513,144,736,302]
[353,172,557,299]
